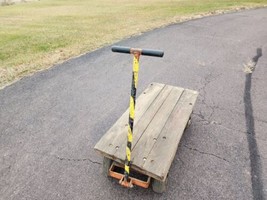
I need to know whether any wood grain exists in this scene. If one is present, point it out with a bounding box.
[94,83,198,181]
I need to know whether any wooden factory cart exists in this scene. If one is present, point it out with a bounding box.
[94,46,198,193]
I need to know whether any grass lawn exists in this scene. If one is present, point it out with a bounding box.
[0,0,266,88]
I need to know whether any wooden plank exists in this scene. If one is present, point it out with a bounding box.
[142,89,198,181]
[112,85,174,160]
[130,87,185,167]
[94,83,165,156]
[94,83,199,182]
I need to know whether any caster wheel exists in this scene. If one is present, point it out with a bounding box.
[152,178,167,193]
[102,157,112,177]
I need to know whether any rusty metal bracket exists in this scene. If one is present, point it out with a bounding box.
[108,162,151,189]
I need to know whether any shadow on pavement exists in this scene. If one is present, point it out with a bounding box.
[243,48,265,200]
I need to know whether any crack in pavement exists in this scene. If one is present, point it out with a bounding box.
[197,100,267,125]
[191,111,267,142]
[196,72,224,125]
[198,73,222,110]
[182,144,230,163]
[22,151,102,165]
[54,156,101,165]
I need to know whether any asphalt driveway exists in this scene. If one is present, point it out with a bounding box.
[1,8,267,200]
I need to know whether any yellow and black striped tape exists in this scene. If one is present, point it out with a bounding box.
[124,53,140,181]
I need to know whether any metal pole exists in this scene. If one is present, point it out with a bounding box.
[122,50,140,187]
[112,46,163,187]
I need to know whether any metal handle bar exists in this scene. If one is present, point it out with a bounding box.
[112,46,164,57]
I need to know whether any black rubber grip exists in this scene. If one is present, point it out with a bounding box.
[112,46,164,57]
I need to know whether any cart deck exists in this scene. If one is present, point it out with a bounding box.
[94,82,198,184]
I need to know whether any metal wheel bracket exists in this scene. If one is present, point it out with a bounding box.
[108,162,151,189]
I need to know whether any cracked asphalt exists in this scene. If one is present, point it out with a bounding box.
[1,8,267,200]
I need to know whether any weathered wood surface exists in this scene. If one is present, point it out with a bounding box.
[94,83,198,181]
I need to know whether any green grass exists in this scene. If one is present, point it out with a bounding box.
[0,0,266,88]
